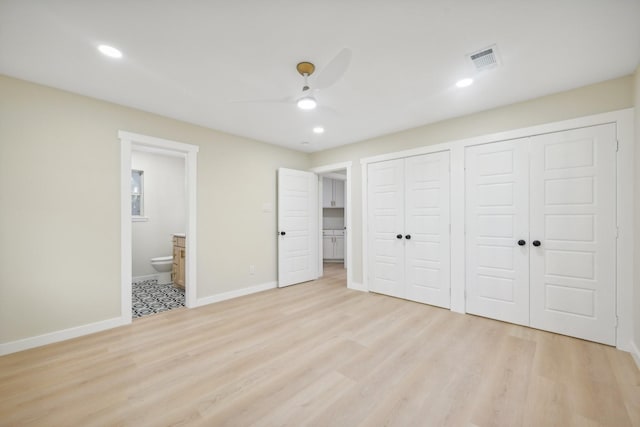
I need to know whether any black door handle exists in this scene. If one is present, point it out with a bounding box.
[405,235,411,240]
[532,240,541,247]
[396,234,403,239]
[280,231,286,236]
[517,240,526,246]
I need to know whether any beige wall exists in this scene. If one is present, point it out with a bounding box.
[1,72,635,348]
[634,65,640,351]
[0,75,309,343]
[310,75,634,287]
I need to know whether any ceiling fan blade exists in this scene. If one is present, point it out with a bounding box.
[314,47,352,90]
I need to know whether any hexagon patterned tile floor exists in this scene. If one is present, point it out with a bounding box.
[132,279,185,318]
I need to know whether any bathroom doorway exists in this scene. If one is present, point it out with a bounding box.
[119,132,199,323]
[130,150,186,318]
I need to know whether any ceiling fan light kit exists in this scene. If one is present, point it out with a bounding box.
[297,96,317,110]
[296,61,317,110]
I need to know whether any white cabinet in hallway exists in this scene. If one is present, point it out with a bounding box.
[465,124,617,345]
[322,177,345,208]
[334,233,345,260]
[367,151,451,308]
[323,230,345,260]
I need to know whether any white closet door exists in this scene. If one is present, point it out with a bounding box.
[277,168,318,287]
[404,152,451,308]
[465,139,530,326]
[529,124,616,345]
[368,159,405,298]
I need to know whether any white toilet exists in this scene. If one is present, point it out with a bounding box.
[150,256,173,284]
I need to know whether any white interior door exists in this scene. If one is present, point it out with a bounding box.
[368,159,405,298]
[529,124,617,345]
[404,152,451,308]
[465,139,530,326]
[277,168,318,287]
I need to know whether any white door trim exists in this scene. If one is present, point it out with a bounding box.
[119,131,199,324]
[360,108,634,351]
[311,161,354,290]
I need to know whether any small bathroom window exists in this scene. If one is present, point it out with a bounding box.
[131,169,146,220]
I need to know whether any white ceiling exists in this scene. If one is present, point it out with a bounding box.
[1,1,639,153]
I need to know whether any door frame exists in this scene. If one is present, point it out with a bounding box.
[311,161,354,290]
[360,108,634,352]
[119,131,199,323]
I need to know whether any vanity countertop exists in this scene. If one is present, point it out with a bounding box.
[173,233,186,238]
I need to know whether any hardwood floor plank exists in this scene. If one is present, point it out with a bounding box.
[253,372,356,427]
[469,335,537,427]
[1,264,638,426]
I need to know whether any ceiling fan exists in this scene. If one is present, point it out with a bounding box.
[294,48,352,111]
[236,48,352,111]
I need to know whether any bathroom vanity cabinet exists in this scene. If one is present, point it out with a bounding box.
[172,235,185,288]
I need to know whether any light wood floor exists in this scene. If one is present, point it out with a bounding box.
[1,263,639,426]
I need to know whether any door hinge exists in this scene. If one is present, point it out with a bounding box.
[616,226,619,239]
[616,140,619,152]
[615,316,619,328]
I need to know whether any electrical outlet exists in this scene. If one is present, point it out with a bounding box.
[249,265,256,276]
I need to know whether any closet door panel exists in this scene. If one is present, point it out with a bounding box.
[465,139,530,326]
[368,159,405,299]
[404,151,451,308]
[529,124,616,345]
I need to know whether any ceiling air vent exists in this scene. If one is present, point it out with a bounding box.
[468,45,500,71]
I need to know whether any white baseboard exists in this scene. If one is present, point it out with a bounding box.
[0,281,278,356]
[195,281,277,307]
[348,281,368,292]
[0,316,129,356]
[630,341,640,370]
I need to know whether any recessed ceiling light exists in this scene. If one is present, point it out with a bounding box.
[313,126,325,134]
[301,141,310,145]
[98,44,123,59]
[296,96,317,110]
[456,78,474,88]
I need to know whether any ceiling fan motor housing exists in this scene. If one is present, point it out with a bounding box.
[296,62,315,76]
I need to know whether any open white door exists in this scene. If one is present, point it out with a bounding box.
[277,168,319,287]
